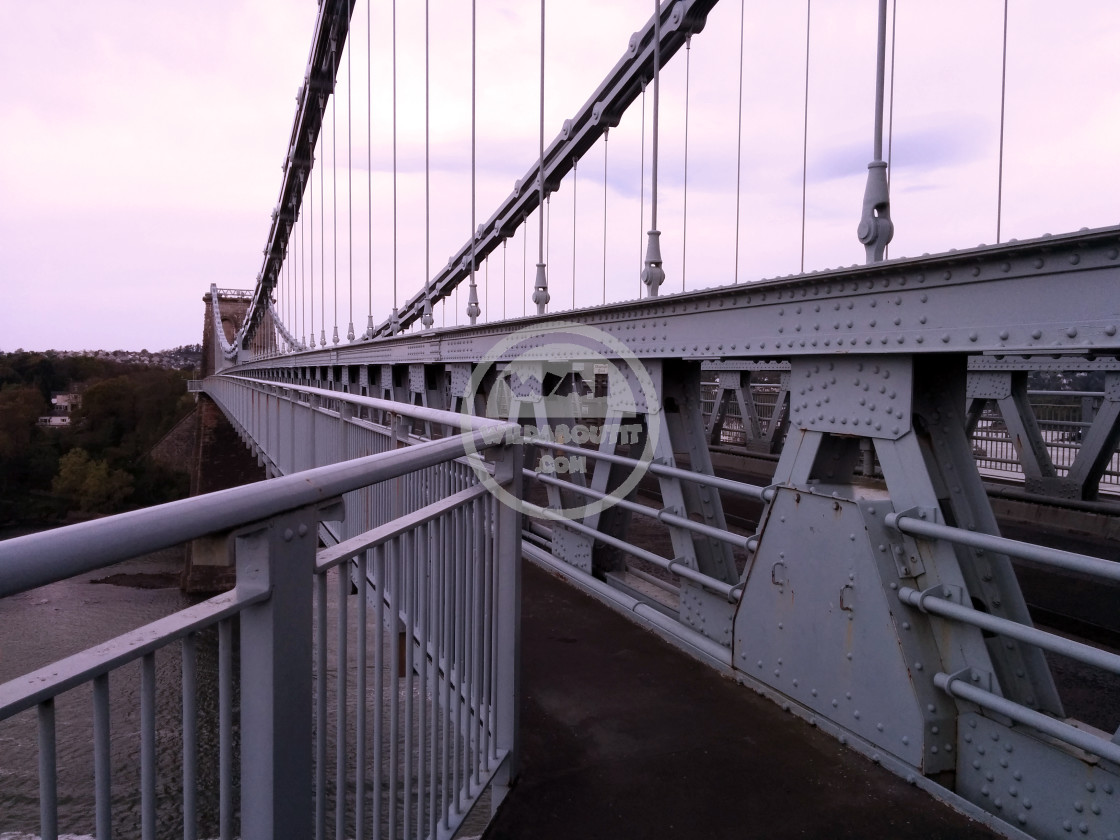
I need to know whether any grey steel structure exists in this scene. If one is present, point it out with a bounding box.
[3,2,1120,839]
[207,225,1120,838]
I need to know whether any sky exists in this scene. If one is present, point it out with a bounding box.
[2,1,1119,353]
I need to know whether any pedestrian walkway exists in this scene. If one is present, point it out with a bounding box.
[484,562,999,840]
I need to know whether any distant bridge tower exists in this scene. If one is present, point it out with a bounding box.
[201,287,276,375]
[187,287,268,591]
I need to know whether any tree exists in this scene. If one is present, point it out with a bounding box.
[52,448,134,513]
[52,448,94,500]
[79,458,134,513]
[0,354,190,524]
[0,385,46,459]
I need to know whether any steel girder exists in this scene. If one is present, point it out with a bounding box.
[232,224,1120,372]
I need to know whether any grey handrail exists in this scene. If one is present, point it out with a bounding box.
[885,511,1120,583]
[0,427,509,598]
[222,374,506,432]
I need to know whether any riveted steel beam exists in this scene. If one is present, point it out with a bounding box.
[240,0,358,346]
[229,224,1120,374]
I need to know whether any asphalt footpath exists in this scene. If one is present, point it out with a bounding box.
[483,561,999,840]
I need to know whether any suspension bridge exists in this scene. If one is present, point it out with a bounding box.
[3,1,1120,839]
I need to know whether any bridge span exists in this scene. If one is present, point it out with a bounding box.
[4,1,1120,838]
[199,214,1120,839]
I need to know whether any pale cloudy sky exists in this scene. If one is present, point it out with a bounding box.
[2,1,1118,352]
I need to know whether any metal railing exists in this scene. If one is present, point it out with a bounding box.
[204,376,485,538]
[199,371,1120,822]
[516,434,771,667]
[971,393,1120,488]
[699,382,785,450]
[885,510,1120,767]
[699,380,1120,493]
[0,400,521,840]
[518,424,1120,767]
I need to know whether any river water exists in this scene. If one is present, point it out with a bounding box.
[0,535,494,840]
[0,543,221,839]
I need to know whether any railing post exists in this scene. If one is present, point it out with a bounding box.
[308,395,318,468]
[234,502,324,840]
[391,414,410,518]
[491,440,523,806]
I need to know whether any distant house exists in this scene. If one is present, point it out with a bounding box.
[38,385,84,429]
[50,390,82,413]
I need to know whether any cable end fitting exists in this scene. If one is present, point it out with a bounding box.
[641,230,665,297]
[858,160,894,263]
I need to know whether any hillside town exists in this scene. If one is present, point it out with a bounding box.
[8,344,203,371]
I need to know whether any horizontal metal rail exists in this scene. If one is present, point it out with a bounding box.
[884,512,1120,583]
[982,481,1120,516]
[317,483,490,571]
[0,413,521,840]
[522,541,733,669]
[528,437,772,501]
[1027,390,1105,399]
[531,469,753,552]
[221,374,507,433]
[890,509,1120,773]
[0,428,500,598]
[522,498,741,603]
[0,590,257,721]
[933,672,1120,766]
[898,587,1120,676]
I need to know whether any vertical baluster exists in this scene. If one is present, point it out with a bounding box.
[490,491,501,767]
[93,673,112,838]
[183,634,198,840]
[440,509,453,832]
[474,496,485,779]
[464,501,477,788]
[141,652,157,840]
[426,519,439,837]
[481,495,494,768]
[468,501,479,789]
[316,570,328,840]
[388,536,401,838]
[219,619,233,840]
[336,562,348,840]
[474,499,488,784]
[432,514,445,831]
[403,530,415,840]
[372,544,385,838]
[38,698,58,840]
[415,524,430,840]
[355,553,369,840]
[453,504,465,814]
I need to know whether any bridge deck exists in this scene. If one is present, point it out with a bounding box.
[485,561,999,840]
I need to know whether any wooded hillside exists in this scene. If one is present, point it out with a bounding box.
[0,350,197,525]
